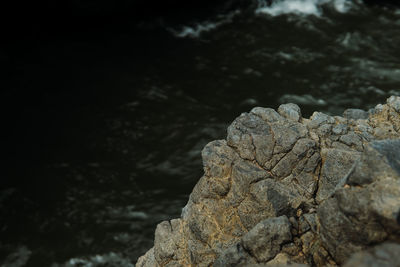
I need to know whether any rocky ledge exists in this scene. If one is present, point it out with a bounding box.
[137,96,400,267]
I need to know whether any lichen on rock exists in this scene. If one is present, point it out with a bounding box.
[136,96,400,267]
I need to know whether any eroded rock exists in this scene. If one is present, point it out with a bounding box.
[137,96,400,267]
[343,242,400,267]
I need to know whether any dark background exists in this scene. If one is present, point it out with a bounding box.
[2,0,399,215]
[2,0,248,187]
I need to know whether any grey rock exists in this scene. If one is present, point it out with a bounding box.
[214,243,255,267]
[265,253,301,266]
[298,215,310,234]
[233,263,308,267]
[300,231,315,255]
[316,149,361,203]
[251,107,284,123]
[271,121,308,155]
[230,159,269,206]
[136,248,157,267]
[343,108,369,120]
[370,139,400,175]
[316,124,332,136]
[317,198,366,263]
[348,139,400,186]
[308,112,335,129]
[339,132,363,150]
[237,178,300,230]
[271,138,316,178]
[343,243,400,267]
[242,216,292,262]
[202,140,237,179]
[253,132,275,167]
[281,243,301,257]
[137,96,400,267]
[278,103,302,122]
[318,140,400,264]
[227,112,272,161]
[387,95,400,112]
[303,213,318,233]
[332,123,348,135]
[154,221,176,264]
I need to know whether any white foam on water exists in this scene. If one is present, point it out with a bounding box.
[389,89,400,96]
[65,252,134,267]
[256,0,322,16]
[331,0,352,13]
[2,246,31,267]
[169,10,240,38]
[279,94,327,106]
[351,58,400,82]
[170,0,356,38]
[172,23,220,38]
[256,0,354,17]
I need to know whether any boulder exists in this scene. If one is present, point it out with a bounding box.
[137,96,400,267]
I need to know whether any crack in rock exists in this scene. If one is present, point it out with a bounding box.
[137,96,400,267]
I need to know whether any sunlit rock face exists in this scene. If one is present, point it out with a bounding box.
[137,96,400,267]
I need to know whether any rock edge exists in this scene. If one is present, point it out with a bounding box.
[137,96,400,267]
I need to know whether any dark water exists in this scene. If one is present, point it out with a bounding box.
[2,0,400,266]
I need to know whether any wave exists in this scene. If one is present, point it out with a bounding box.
[279,94,327,106]
[168,10,240,38]
[255,0,355,16]
[169,0,360,38]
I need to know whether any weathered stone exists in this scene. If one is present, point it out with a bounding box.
[317,124,332,136]
[236,263,308,267]
[343,243,400,267]
[154,221,176,264]
[271,121,308,154]
[298,215,310,234]
[227,112,271,160]
[303,213,318,233]
[339,131,364,150]
[272,138,318,180]
[311,244,331,267]
[278,103,302,122]
[281,242,301,257]
[266,253,292,265]
[343,108,369,120]
[300,231,315,255]
[332,123,348,135]
[370,139,400,175]
[230,159,269,206]
[136,248,157,267]
[237,178,300,230]
[214,243,256,267]
[317,198,364,263]
[202,140,237,178]
[242,216,292,262]
[348,139,400,185]
[137,96,400,267]
[308,112,335,129]
[316,149,361,203]
[317,140,400,264]
[387,95,400,112]
[251,107,283,123]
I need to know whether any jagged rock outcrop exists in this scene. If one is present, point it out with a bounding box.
[136,96,400,267]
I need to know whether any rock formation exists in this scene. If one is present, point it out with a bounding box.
[137,96,400,267]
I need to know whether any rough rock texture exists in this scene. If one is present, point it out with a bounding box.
[136,96,400,267]
[342,242,400,267]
